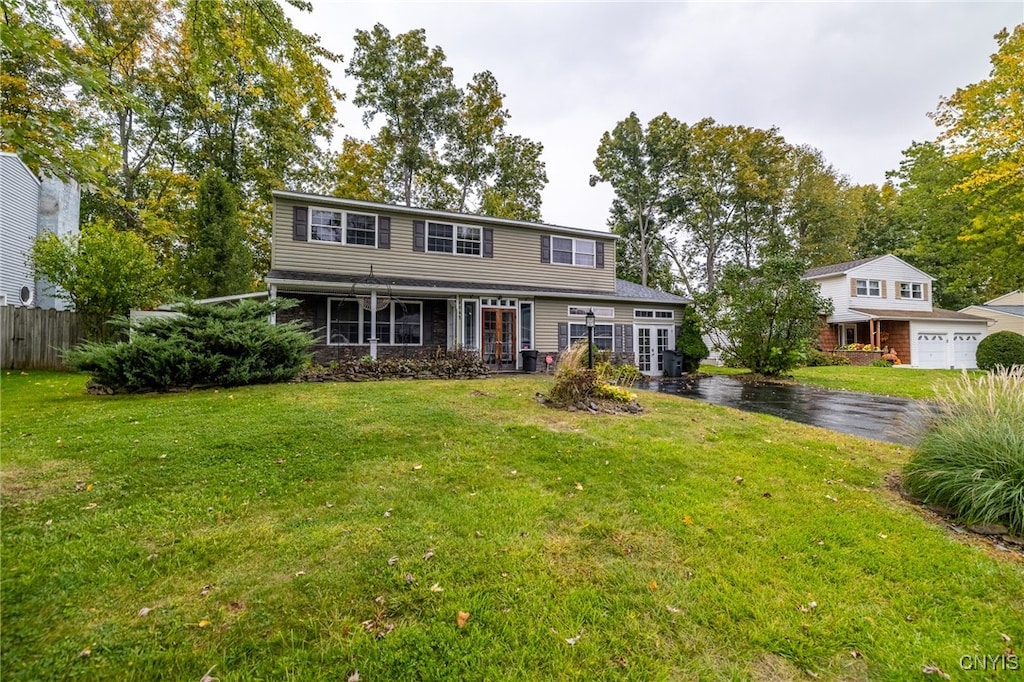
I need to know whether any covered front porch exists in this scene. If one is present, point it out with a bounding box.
[818,315,911,364]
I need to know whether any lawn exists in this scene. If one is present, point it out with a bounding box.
[2,371,1022,681]
[700,364,977,400]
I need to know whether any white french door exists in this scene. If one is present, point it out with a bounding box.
[637,326,672,375]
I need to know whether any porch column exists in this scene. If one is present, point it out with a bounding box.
[869,319,875,348]
[369,290,378,360]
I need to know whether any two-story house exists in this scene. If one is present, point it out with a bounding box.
[805,255,990,369]
[266,191,690,375]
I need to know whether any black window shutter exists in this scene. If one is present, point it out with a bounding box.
[378,216,391,249]
[596,241,605,269]
[557,322,568,350]
[483,228,493,258]
[413,220,425,252]
[314,298,328,343]
[292,206,308,241]
[614,324,623,353]
[623,324,634,354]
[541,235,551,263]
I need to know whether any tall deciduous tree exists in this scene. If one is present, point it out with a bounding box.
[784,145,858,267]
[480,134,547,222]
[346,24,460,206]
[590,112,686,288]
[664,119,790,291]
[445,70,508,212]
[30,219,166,340]
[931,25,1024,296]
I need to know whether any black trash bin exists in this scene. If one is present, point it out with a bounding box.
[662,349,683,378]
[521,349,538,372]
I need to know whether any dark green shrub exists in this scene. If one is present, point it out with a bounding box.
[975,330,1024,371]
[66,298,313,392]
[903,367,1024,535]
[676,308,709,373]
[871,359,893,368]
[803,348,833,367]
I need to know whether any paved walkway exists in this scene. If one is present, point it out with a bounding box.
[640,374,929,445]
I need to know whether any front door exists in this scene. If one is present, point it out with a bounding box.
[482,308,516,371]
[637,326,671,375]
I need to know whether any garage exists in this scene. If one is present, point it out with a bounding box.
[916,332,947,369]
[952,332,982,369]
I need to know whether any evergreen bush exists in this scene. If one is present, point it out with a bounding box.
[975,330,1024,371]
[67,298,313,392]
[675,308,709,373]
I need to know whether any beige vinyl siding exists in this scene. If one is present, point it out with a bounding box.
[272,198,617,293]
[533,298,686,355]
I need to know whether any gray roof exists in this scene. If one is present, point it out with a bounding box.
[614,278,690,304]
[981,305,1024,318]
[266,270,690,305]
[803,256,883,278]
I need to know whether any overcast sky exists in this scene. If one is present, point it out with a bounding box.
[286,1,1022,231]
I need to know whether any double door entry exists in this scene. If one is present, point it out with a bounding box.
[637,326,671,375]
[482,308,516,371]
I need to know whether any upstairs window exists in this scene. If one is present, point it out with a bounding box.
[551,237,596,267]
[855,279,881,297]
[426,222,481,256]
[310,209,377,246]
[900,282,924,300]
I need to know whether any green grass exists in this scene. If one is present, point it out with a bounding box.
[3,371,1022,681]
[700,364,980,399]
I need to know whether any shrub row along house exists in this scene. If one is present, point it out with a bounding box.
[266,191,689,375]
[805,255,990,369]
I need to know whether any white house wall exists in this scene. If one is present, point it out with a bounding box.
[844,256,935,313]
[909,320,989,369]
[0,154,41,307]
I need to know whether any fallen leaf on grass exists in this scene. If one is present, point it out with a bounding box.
[199,665,219,682]
[732,476,744,484]
[922,665,950,679]
[423,549,435,561]
[682,515,693,525]
[138,607,152,617]
[404,573,416,584]
[347,672,359,682]
[825,495,838,503]
[648,580,658,591]
[805,670,819,679]
[45,519,52,526]
[574,482,583,491]
[79,647,91,658]
[565,634,581,645]
[429,583,443,592]
[1001,633,1012,643]
[199,585,213,597]
[383,508,392,518]
[387,556,399,566]
[198,619,211,628]
[295,571,306,577]
[413,465,422,471]
[666,605,681,614]
[850,650,862,659]
[325,502,334,508]
[81,503,98,510]
[456,611,470,628]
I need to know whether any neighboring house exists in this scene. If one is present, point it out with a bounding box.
[804,255,989,369]
[265,191,690,375]
[0,152,80,309]
[960,291,1024,335]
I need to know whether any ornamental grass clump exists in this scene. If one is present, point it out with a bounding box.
[547,340,637,406]
[903,366,1024,535]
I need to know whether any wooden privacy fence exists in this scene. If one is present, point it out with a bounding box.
[1,306,83,370]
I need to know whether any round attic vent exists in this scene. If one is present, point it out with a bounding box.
[19,285,33,306]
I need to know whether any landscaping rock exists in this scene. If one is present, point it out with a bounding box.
[968,523,1009,536]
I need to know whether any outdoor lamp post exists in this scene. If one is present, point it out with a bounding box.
[585,309,596,369]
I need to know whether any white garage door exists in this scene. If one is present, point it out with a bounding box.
[952,332,981,369]
[917,332,947,369]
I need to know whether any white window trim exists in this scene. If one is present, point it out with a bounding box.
[551,236,597,268]
[634,308,674,320]
[461,298,480,350]
[519,300,534,351]
[569,322,614,350]
[426,221,482,257]
[855,278,881,297]
[567,305,615,319]
[309,209,379,248]
[899,282,924,300]
[327,298,422,346]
